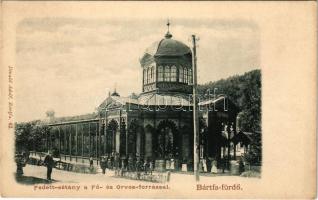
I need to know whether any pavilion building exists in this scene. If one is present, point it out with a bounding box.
[41,27,239,171]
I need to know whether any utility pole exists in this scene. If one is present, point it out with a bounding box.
[192,34,200,181]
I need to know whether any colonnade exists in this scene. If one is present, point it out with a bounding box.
[46,120,99,161]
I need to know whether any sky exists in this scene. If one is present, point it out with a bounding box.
[15,18,260,122]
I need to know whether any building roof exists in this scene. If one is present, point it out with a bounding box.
[46,113,98,125]
[98,92,236,110]
[98,93,191,110]
[138,93,191,106]
[98,95,139,110]
[198,95,227,106]
[145,38,191,57]
[112,96,139,105]
[140,32,192,66]
[111,91,120,97]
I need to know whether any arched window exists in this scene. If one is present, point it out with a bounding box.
[189,68,193,85]
[150,67,154,83]
[158,66,164,81]
[147,68,150,84]
[156,120,177,158]
[153,66,156,82]
[164,66,170,82]
[171,66,177,82]
[148,67,152,83]
[184,68,188,84]
[179,66,184,83]
[143,69,147,84]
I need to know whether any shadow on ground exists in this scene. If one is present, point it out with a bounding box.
[15,174,58,185]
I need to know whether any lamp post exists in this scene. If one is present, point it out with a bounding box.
[192,34,200,181]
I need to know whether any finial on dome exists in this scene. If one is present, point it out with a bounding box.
[165,19,172,39]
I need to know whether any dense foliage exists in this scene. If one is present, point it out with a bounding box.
[198,69,262,164]
[15,121,51,153]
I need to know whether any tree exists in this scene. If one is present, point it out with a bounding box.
[30,123,51,152]
[15,121,51,153]
[15,122,34,152]
[238,70,261,165]
[198,69,262,165]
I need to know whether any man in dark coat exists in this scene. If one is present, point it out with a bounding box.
[89,156,94,168]
[100,156,107,174]
[15,153,26,176]
[44,152,55,181]
[239,157,245,174]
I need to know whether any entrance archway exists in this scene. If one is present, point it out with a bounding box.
[127,120,138,157]
[106,120,118,154]
[156,120,178,159]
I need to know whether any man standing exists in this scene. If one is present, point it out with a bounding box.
[89,156,94,168]
[44,151,55,181]
[15,153,26,177]
[100,156,107,174]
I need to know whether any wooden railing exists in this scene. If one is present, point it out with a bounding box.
[29,151,100,165]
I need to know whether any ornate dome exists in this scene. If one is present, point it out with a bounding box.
[140,23,193,95]
[140,32,192,66]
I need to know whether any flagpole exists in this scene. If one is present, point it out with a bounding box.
[192,34,200,181]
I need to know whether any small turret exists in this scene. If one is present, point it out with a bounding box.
[111,88,120,97]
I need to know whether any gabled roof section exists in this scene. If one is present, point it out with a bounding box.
[198,95,227,106]
[98,95,139,110]
[46,113,98,125]
[198,95,239,113]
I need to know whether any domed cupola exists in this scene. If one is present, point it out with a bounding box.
[140,21,193,95]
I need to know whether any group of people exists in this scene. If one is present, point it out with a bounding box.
[94,154,238,175]
[199,157,245,174]
[15,152,28,176]
[97,154,155,174]
[15,151,55,181]
[16,150,245,182]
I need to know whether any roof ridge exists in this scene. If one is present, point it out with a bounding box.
[155,38,165,55]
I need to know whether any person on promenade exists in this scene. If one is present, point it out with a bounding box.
[107,156,112,170]
[149,160,154,175]
[15,153,26,177]
[170,158,175,172]
[100,156,107,174]
[239,157,245,174]
[211,159,218,174]
[143,159,149,174]
[44,151,55,181]
[89,156,93,168]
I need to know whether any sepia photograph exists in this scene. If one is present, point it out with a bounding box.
[1,1,316,198]
[14,17,262,184]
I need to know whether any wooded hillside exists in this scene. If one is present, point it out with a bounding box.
[199,69,262,164]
